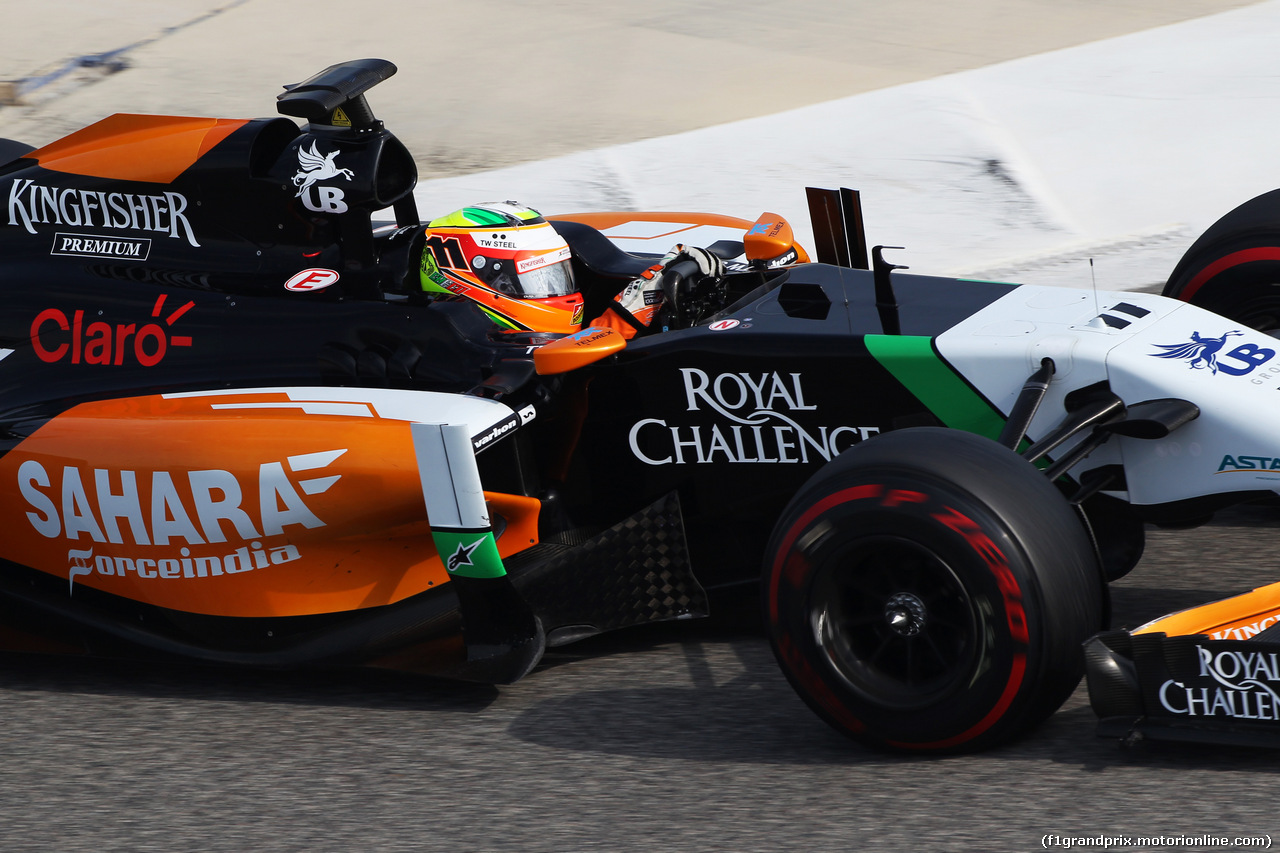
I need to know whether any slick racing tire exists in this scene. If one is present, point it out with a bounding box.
[763,428,1103,753]
[1164,190,1280,331]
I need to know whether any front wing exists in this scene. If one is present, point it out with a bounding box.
[1087,581,1280,746]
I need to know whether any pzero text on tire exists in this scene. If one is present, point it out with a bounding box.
[763,427,1103,753]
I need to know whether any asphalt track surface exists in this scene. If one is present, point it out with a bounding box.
[3,508,1280,853]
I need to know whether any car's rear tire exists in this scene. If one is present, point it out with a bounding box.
[763,428,1103,753]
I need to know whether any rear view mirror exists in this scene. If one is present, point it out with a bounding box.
[533,327,626,374]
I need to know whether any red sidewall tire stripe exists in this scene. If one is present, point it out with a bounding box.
[766,484,882,623]
[1179,246,1280,302]
[887,654,1027,751]
[767,481,1032,750]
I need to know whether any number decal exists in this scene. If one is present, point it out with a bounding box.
[424,235,467,270]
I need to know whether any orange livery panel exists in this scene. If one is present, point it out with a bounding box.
[1136,581,1280,641]
[0,392,538,618]
[28,114,248,184]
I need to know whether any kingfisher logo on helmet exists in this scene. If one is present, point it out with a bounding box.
[418,202,584,334]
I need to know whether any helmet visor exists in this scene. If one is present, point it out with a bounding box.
[517,258,576,298]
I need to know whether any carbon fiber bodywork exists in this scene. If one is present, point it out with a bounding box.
[512,492,708,647]
[1087,631,1280,746]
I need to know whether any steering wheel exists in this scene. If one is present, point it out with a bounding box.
[659,258,729,329]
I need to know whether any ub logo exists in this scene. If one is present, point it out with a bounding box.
[292,142,354,213]
[1149,330,1274,376]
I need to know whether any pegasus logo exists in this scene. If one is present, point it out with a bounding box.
[292,142,354,195]
[1146,327,1244,371]
[292,142,354,214]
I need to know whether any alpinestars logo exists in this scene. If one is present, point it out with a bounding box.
[1149,330,1274,376]
[293,142,353,214]
[446,538,483,572]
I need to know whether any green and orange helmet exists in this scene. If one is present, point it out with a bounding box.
[418,202,584,333]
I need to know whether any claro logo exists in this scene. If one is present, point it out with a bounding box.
[18,449,346,546]
[31,293,194,366]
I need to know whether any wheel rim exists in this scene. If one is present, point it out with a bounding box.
[809,535,981,711]
[1188,274,1280,333]
[1215,294,1280,333]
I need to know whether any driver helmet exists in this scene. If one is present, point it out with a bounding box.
[418,202,584,333]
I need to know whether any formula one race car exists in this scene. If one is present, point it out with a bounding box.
[1082,188,1280,747]
[4,58,1278,755]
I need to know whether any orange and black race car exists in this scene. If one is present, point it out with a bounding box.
[0,59,1070,753]
[13,58,1280,755]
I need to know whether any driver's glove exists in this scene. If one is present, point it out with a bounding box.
[600,244,726,337]
[665,244,726,282]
